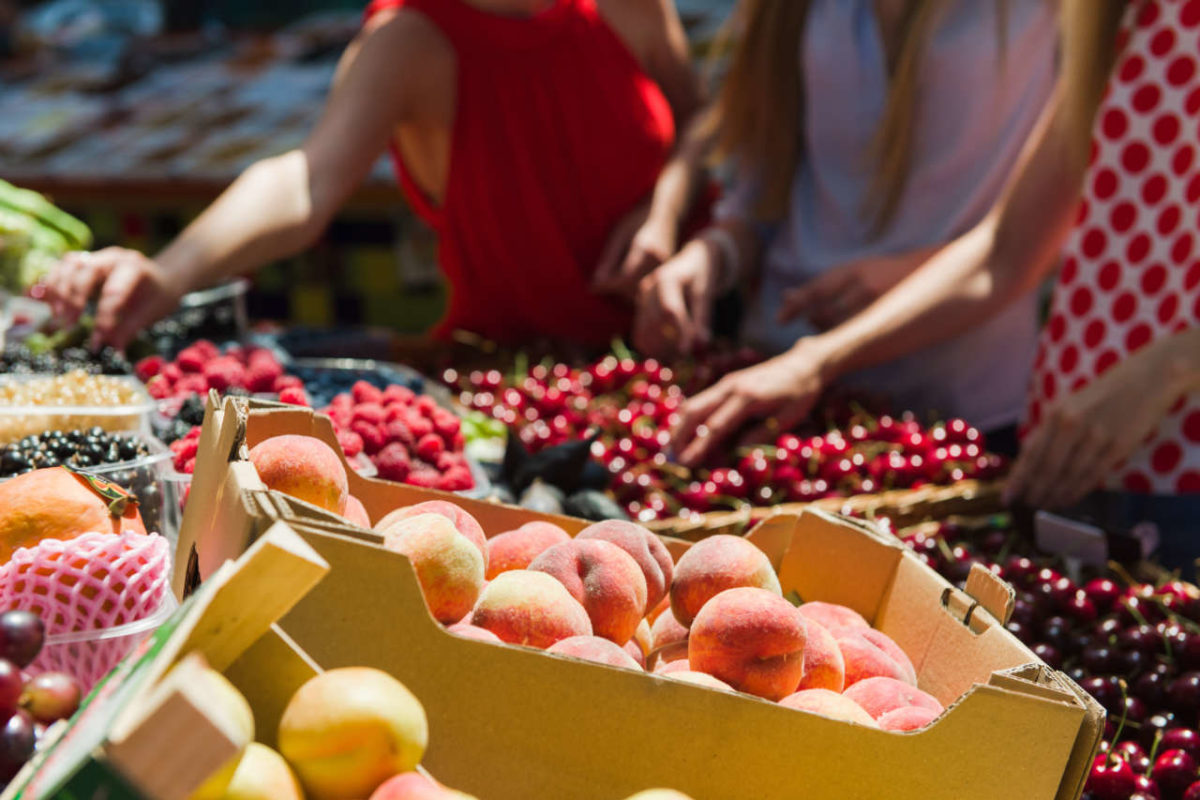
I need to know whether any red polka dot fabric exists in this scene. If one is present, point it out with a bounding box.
[1026,0,1200,495]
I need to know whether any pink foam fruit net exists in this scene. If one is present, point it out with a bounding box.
[0,531,170,634]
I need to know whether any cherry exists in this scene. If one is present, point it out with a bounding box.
[1083,646,1121,676]
[1033,643,1063,669]
[1133,774,1163,799]
[1136,670,1172,708]
[1121,625,1164,657]
[0,611,44,669]
[1170,673,1200,722]
[1153,749,1198,799]
[1087,754,1138,800]
[1144,714,1181,748]
[1081,676,1123,714]
[1184,782,1200,800]
[1115,740,1152,774]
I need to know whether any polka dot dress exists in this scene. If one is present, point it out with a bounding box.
[1025,0,1200,494]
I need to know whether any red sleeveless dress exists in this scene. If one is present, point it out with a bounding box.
[364,0,675,345]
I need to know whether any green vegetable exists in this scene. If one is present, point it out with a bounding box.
[0,179,91,250]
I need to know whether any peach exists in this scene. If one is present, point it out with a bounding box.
[446,622,503,644]
[376,501,488,571]
[688,587,807,701]
[656,659,694,675]
[381,514,486,624]
[842,676,943,721]
[792,615,845,693]
[879,705,942,732]
[624,640,647,668]
[469,570,592,648]
[547,635,644,670]
[670,535,780,627]
[248,435,348,515]
[649,611,689,666]
[663,671,734,693]
[278,667,428,800]
[343,495,371,528]
[834,628,918,688]
[485,522,571,579]
[797,601,869,632]
[646,593,671,624]
[219,743,304,800]
[632,618,653,657]
[576,520,673,612]
[529,539,647,644]
[622,792,696,800]
[368,772,478,799]
[779,689,877,728]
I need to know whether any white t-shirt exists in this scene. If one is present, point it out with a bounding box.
[720,0,1058,430]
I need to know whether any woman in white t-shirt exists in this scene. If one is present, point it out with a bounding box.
[631,0,1060,466]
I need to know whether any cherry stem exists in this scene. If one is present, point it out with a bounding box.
[1108,679,1131,769]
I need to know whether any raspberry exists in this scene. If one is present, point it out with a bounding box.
[174,437,199,463]
[135,356,164,382]
[185,426,203,440]
[415,395,438,416]
[192,340,220,360]
[181,459,196,475]
[351,402,385,427]
[176,347,206,373]
[203,358,246,392]
[351,420,386,455]
[383,385,416,406]
[245,360,284,393]
[246,347,277,365]
[451,431,465,452]
[385,420,415,448]
[405,468,440,489]
[327,407,353,429]
[278,387,310,407]
[405,411,433,440]
[374,442,412,482]
[436,451,464,472]
[437,466,474,492]
[176,374,208,396]
[416,433,444,462]
[273,375,304,393]
[351,380,384,405]
[224,346,247,364]
[161,363,183,384]
[385,404,409,423]
[337,430,364,458]
[330,393,354,410]
[146,377,172,399]
[431,408,460,441]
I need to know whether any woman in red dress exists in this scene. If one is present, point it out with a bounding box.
[42,0,705,348]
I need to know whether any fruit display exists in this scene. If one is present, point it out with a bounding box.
[443,350,1007,522]
[0,371,153,445]
[0,342,132,377]
[286,358,426,409]
[136,339,299,402]
[0,609,82,787]
[0,179,91,293]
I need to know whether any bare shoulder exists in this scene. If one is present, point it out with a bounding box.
[595,0,671,61]
[360,6,454,73]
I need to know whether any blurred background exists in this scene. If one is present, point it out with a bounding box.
[0,0,734,344]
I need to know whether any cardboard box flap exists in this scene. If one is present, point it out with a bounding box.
[965,562,1015,625]
[224,624,321,750]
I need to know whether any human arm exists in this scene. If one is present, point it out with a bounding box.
[1004,327,1200,509]
[592,0,708,296]
[41,10,428,348]
[669,94,1088,466]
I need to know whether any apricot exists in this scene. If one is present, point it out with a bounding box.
[485,522,570,579]
[469,570,592,648]
[834,628,918,688]
[381,514,485,624]
[529,539,647,644]
[278,667,428,800]
[779,688,877,728]
[376,501,488,571]
[688,587,807,701]
[547,635,643,670]
[576,520,673,612]
[248,435,348,515]
[791,613,845,693]
[670,535,780,627]
[343,495,371,528]
[797,601,869,632]
[842,676,943,721]
[879,705,942,732]
[219,743,304,800]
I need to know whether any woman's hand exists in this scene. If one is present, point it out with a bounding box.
[40,247,185,349]
[592,202,678,298]
[632,237,719,359]
[670,338,833,467]
[1004,329,1200,509]
[778,247,938,330]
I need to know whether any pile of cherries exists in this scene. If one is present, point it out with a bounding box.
[0,609,82,786]
[896,516,1200,800]
[445,350,1006,522]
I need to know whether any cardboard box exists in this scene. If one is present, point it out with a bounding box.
[173,396,1104,800]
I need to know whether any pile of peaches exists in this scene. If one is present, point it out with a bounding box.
[247,433,945,732]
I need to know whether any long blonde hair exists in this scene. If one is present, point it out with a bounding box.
[705,1,1008,231]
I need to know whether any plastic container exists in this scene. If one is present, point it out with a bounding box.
[30,592,177,693]
[77,435,186,555]
[287,356,452,409]
[0,374,156,445]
